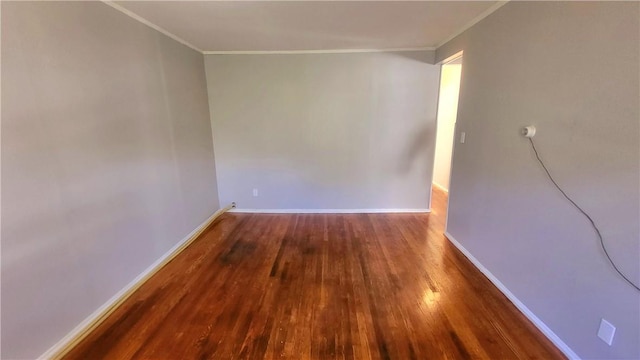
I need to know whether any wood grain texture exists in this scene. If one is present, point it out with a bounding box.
[64,188,565,359]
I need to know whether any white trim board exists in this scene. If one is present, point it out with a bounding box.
[40,203,234,360]
[436,1,509,48]
[100,0,502,56]
[229,208,430,214]
[101,1,202,53]
[443,231,581,360]
[203,48,434,55]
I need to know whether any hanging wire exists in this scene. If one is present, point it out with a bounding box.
[528,137,640,292]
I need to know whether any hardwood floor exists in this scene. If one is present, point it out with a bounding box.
[64,187,565,360]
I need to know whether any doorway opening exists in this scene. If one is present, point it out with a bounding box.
[431,53,463,229]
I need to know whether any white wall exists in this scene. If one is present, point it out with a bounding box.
[432,63,462,191]
[205,51,440,211]
[436,2,639,359]
[1,2,219,358]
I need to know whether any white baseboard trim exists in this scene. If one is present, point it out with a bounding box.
[229,208,431,214]
[443,231,581,360]
[40,203,234,360]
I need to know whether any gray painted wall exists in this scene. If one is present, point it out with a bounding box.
[1,2,219,358]
[205,52,440,210]
[436,2,639,359]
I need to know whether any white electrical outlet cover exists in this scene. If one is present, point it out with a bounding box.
[597,319,616,346]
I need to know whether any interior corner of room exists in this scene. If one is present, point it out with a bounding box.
[1,1,639,360]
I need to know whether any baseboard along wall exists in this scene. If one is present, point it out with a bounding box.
[40,203,234,360]
[41,206,574,359]
[229,208,431,214]
[443,231,581,360]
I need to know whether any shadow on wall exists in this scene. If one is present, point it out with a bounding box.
[391,51,436,64]
[397,123,436,174]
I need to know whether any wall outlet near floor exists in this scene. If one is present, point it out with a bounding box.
[597,318,616,346]
[460,131,466,143]
[252,188,259,197]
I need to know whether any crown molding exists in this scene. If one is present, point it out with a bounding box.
[102,0,506,56]
[203,47,435,55]
[436,0,510,49]
[101,1,202,53]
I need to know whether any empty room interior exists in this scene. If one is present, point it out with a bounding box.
[2,1,639,359]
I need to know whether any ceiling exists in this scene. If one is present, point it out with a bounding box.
[112,1,502,53]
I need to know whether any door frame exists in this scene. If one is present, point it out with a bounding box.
[431,51,463,234]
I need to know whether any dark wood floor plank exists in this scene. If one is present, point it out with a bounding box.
[63,188,566,360]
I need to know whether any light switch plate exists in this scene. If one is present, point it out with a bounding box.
[597,319,616,346]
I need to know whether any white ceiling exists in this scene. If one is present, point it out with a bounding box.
[112,1,502,53]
